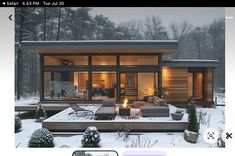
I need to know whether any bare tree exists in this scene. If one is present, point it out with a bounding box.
[169,21,193,58]
[117,20,143,39]
[56,7,62,40]
[170,21,192,39]
[208,18,225,88]
[191,27,203,59]
[143,16,168,40]
[43,7,47,40]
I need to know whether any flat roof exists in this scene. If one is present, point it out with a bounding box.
[21,40,178,55]
[162,59,219,68]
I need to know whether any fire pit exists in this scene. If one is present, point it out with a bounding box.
[119,98,130,116]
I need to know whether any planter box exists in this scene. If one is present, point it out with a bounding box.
[119,107,131,116]
[171,113,184,120]
[184,130,199,143]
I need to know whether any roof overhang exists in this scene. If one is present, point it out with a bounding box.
[162,59,219,68]
[21,40,178,55]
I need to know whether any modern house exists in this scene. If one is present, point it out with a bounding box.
[21,40,218,106]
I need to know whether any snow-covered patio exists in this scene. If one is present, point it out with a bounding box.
[15,105,225,148]
[14,93,225,148]
[42,104,189,132]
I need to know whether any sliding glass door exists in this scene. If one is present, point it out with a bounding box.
[120,72,158,101]
[44,71,88,100]
[188,72,204,100]
[92,72,116,100]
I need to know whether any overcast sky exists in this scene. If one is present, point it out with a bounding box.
[90,7,224,27]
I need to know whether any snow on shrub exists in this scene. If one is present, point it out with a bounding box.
[38,117,46,122]
[81,126,101,147]
[15,116,22,133]
[35,104,47,121]
[28,128,54,147]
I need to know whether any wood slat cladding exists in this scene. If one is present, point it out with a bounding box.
[162,67,188,102]
[206,68,213,102]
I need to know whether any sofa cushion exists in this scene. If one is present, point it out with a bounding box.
[140,106,170,117]
[102,99,115,107]
[140,106,169,113]
[147,96,154,103]
[143,103,155,107]
[95,107,116,117]
[132,101,146,108]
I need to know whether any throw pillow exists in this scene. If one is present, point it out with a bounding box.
[159,99,168,107]
[147,96,154,103]
[153,96,160,100]
[153,97,161,106]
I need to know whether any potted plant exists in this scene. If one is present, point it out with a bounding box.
[171,109,184,120]
[184,98,199,143]
[157,88,169,99]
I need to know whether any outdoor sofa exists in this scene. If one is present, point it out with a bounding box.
[133,96,170,117]
[95,99,116,120]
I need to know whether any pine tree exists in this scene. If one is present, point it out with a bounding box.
[188,102,199,133]
[35,104,47,120]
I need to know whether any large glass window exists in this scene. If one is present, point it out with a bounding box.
[44,56,88,65]
[44,72,88,100]
[120,72,158,101]
[92,56,116,65]
[194,72,203,100]
[138,73,158,100]
[188,72,203,100]
[120,55,158,65]
[92,72,116,100]
[43,54,160,101]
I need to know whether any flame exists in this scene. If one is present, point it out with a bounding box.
[122,98,128,108]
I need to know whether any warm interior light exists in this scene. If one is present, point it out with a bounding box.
[162,67,170,86]
[147,88,154,96]
[122,98,128,108]
[120,84,125,88]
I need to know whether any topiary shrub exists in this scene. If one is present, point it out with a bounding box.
[35,104,47,121]
[15,116,22,133]
[81,126,101,147]
[28,128,54,147]
[188,102,199,133]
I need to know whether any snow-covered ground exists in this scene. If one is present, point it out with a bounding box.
[15,93,225,106]
[214,93,225,105]
[15,106,225,148]
[15,96,39,105]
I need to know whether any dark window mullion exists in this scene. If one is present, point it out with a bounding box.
[116,55,120,102]
[88,56,92,101]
